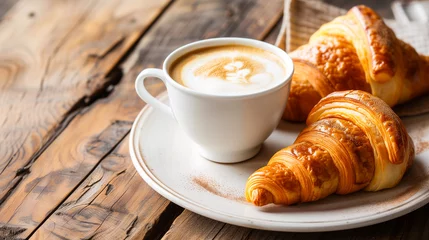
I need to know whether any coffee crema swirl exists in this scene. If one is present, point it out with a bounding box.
[194,56,264,84]
[169,45,286,95]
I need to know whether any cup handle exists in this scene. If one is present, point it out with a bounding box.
[135,68,174,118]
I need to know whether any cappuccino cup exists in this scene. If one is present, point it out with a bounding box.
[135,38,294,163]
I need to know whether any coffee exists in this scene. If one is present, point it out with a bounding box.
[169,45,286,95]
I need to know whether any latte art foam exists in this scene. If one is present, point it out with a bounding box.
[169,45,286,95]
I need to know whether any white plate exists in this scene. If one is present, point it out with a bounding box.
[129,93,429,232]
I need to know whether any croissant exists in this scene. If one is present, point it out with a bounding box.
[246,90,414,206]
[284,5,429,121]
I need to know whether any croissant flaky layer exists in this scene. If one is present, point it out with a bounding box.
[284,5,429,122]
[246,90,414,206]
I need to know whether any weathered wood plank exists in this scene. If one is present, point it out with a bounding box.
[0,70,169,239]
[162,211,250,240]
[0,0,173,238]
[27,0,285,238]
[0,0,171,205]
[30,136,184,240]
[0,95,135,238]
[264,16,283,45]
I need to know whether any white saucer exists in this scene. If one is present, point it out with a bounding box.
[129,93,429,232]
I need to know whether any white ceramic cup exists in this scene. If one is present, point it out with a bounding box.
[135,38,294,163]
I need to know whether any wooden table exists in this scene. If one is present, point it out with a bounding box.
[1,0,428,239]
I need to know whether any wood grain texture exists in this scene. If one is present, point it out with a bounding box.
[23,0,285,239]
[0,0,170,206]
[0,0,173,238]
[31,136,184,240]
[0,95,135,238]
[264,16,283,45]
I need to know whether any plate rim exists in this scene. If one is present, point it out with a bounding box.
[129,96,429,232]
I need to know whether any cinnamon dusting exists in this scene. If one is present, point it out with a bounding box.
[416,141,429,155]
[191,176,246,202]
[408,120,429,155]
[375,174,429,207]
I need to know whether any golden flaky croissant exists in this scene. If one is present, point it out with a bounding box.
[284,5,429,121]
[246,90,414,206]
